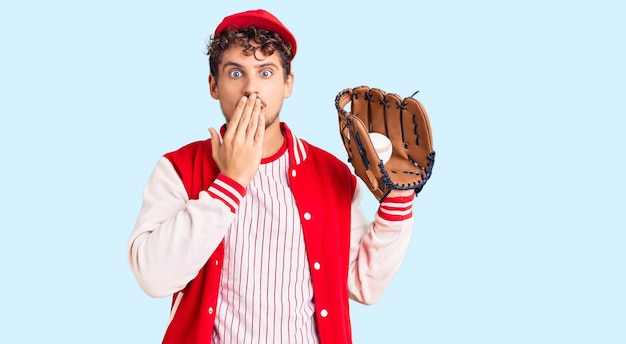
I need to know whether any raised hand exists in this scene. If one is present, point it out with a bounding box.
[209,94,266,187]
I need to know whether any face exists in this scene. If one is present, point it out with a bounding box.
[208,42,294,130]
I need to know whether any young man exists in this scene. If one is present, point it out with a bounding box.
[128,9,416,344]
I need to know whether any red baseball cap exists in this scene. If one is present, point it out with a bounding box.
[214,9,297,58]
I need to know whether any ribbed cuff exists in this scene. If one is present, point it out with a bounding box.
[207,174,246,213]
[377,195,414,221]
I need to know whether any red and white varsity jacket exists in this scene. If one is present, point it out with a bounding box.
[128,123,415,343]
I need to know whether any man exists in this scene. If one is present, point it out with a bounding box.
[128,9,416,343]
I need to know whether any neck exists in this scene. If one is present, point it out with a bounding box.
[262,119,285,158]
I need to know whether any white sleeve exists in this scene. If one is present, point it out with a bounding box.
[127,157,238,298]
[347,184,415,305]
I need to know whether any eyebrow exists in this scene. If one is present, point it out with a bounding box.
[221,61,279,72]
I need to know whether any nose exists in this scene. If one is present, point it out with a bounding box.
[242,77,260,99]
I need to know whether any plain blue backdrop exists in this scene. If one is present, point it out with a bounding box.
[1,1,624,343]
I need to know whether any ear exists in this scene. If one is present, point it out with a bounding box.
[283,72,294,99]
[208,74,219,99]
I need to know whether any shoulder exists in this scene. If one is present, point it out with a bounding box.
[302,140,345,165]
[164,139,212,161]
[301,139,353,177]
[159,139,220,196]
[282,122,349,173]
[163,138,217,178]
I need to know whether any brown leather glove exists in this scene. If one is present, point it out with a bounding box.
[336,85,436,202]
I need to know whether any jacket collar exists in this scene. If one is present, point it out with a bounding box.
[280,122,308,167]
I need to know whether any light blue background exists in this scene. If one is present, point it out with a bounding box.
[1,1,624,343]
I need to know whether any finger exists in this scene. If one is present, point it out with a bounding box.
[208,127,222,161]
[208,127,223,144]
[224,96,248,139]
[235,94,257,138]
[246,97,262,140]
[254,110,265,145]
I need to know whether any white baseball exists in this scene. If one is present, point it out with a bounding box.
[369,132,392,164]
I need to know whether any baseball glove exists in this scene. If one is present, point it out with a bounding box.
[335,85,435,202]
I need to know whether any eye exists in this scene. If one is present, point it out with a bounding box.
[229,69,243,78]
[260,69,273,78]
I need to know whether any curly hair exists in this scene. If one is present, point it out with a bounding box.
[206,26,294,81]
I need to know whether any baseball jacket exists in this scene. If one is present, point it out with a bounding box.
[128,123,415,343]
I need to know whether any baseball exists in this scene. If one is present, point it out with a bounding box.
[369,132,392,164]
